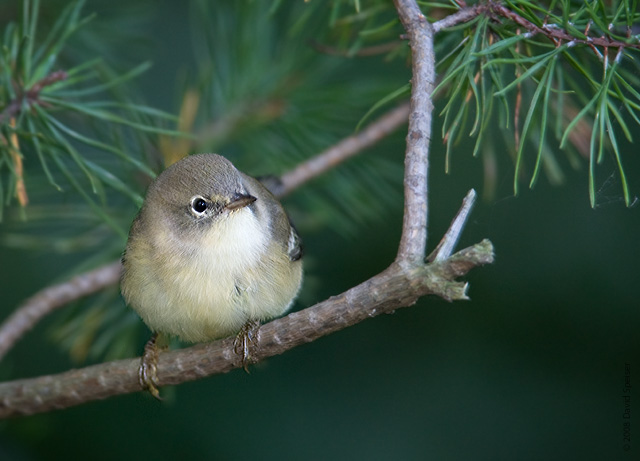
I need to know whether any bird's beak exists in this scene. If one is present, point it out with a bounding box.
[225,194,257,211]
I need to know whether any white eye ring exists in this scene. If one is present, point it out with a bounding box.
[190,196,208,215]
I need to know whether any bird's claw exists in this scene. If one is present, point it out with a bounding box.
[139,333,162,400]
[233,320,261,372]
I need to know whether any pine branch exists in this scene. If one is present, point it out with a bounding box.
[432,1,640,51]
[488,2,640,50]
[431,1,639,206]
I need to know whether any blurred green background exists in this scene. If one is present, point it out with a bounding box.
[1,1,639,460]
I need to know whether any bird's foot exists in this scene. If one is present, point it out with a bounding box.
[139,333,162,400]
[233,320,261,372]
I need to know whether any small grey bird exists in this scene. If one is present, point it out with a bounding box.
[121,154,303,395]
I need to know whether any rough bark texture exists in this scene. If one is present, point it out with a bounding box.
[393,0,435,263]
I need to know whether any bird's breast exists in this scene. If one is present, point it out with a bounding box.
[162,210,270,336]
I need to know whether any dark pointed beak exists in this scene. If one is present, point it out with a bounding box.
[225,193,257,211]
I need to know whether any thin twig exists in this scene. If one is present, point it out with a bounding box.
[488,1,640,50]
[279,102,410,196]
[432,4,483,33]
[427,189,477,262]
[394,0,435,264]
[0,261,122,361]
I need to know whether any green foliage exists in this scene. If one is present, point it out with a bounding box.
[434,0,640,206]
[0,0,180,227]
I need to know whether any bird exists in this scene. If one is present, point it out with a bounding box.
[121,153,303,397]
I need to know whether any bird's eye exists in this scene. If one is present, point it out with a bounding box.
[190,196,208,214]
